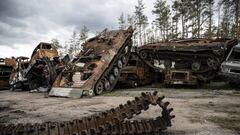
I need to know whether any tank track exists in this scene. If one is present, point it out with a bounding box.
[0,91,174,135]
[94,39,132,95]
[139,50,221,81]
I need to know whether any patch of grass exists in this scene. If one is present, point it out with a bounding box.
[207,116,240,132]
[205,81,240,91]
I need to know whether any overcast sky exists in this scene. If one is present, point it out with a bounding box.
[0,0,158,58]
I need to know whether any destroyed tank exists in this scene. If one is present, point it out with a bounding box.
[0,58,16,89]
[9,42,60,91]
[49,27,133,98]
[138,38,238,82]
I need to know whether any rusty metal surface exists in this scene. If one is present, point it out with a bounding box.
[138,38,238,82]
[9,43,60,91]
[0,91,174,135]
[0,58,16,89]
[117,52,154,87]
[49,27,133,98]
[9,57,30,90]
[30,42,59,61]
[164,70,198,86]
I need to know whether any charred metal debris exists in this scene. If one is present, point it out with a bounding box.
[9,42,70,92]
[0,91,174,135]
[6,33,240,92]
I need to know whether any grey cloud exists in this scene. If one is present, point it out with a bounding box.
[0,0,144,49]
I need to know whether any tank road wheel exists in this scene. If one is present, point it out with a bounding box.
[207,57,217,68]
[113,67,119,77]
[104,79,111,91]
[191,62,201,71]
[140,52,147,59]
[94,81,104,95]
[109,74,115,84]
[164,60,172,69]
[117,60,123,69]
[122,56,127,64]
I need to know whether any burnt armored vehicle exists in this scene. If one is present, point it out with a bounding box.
[49,27,133,98]
[138,39,238,85]
[9,42,60,91]
[9,56,30,90]
[117,52,154,87]
[0,58,16,89]
[220,44,240,85]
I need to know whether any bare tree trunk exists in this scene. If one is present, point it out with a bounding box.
[235,0,240,39]
[182,15,185,38]
[217,4,221,38]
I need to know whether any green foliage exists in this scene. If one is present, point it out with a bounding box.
[118,13,126,29]
[152,0,171,40]
[50,38,62,50]
[134,0,148,46]
[79,25,89,43]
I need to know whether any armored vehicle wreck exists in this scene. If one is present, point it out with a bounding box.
[9,56,30,90]
[138,38,238,85]
[220,44,240,85]
[49,27,133,98]
[0,58,16,89]
[117,52,154,87]
[9,42,60,91]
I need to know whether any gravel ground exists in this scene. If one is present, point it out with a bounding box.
[0,86,240,135]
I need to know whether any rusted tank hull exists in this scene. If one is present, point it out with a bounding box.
[49,27,133,98]
[0,58,15,89]
[138,39,238,82]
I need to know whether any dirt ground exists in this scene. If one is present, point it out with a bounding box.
[0,83,240,135]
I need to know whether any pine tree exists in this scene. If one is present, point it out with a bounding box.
[118,13,126,29]
[127,14,134,27]
[220,0,240,38]
[79,25,89,44]
[172,0,189,38]
[220,3,232,38]
[152,0,171,40]
[68,31,78,56]
[50,38,62,50]
[204,0,214,38]
[134,0,148,46]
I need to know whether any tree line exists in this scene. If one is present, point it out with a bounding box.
[118,0,240,46]
[50,25,89,57]
[51,0,240,57]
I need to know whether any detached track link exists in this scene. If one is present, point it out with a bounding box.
[0,91,174,135]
